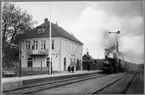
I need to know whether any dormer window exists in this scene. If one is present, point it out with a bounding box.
[37,27,45,34]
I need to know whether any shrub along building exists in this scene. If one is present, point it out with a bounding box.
[20,18,83,75]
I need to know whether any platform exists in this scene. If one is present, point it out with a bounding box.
[2,70,100,92]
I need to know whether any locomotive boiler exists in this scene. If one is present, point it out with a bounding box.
[102,50,121,74]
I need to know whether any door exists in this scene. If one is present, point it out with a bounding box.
[64,57,66,71]
[46,58,50,73]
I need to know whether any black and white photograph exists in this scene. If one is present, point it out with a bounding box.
[1,1,144,94]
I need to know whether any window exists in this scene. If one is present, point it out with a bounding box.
[46,57,50,67]
[27,58,32,67]
[26,41,30,49]
[32,41,35,50]
[41,40,46,49]
[37,28,41,34]
[37,27,45,34]
[28,41,31,49]
[26,40,28,49]
[31,40,38,50]
[42,28,45,33]
[46,57,52,67]
[41,40,43,49]
[36,41,38,49]
[52,40,54,49]
[44,40,46,49]
[64,57,66,71]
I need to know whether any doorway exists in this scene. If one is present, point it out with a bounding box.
[64,57,66,71]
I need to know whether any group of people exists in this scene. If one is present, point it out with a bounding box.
[68,66,74,73]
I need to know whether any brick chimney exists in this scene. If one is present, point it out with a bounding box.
[87,52,89,55]
[44,18,48,23]
[86,48,89,55]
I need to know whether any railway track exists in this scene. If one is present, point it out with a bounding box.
[32,72,128,94]
[92,72,137,94]
[4,72,107,94]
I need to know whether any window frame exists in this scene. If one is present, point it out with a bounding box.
[36,41,38,49]
[27,58,33,67]
[46,57,52,67]
[28,41,31,49]
[41,40,43,49]
[52,40,54,49]
[44,40,46,49]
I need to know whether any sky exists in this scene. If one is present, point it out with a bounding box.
[14,1,144,64]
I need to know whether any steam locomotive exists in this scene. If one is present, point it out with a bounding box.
[102,51,122,74]
[102,56,121,73]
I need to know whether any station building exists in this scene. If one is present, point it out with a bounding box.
[82,52,103,70]
[20,18,83,73]
[82,52,94,70]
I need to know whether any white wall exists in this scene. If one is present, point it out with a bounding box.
[21,37,61,70]
[60,37,83,71]
[52,54,60,71]
[21,36,83,71]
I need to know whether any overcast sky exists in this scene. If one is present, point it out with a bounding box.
[15,1,144,64]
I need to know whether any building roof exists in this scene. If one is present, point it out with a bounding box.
[83,52,93,60]
[22,18,83,45]
[83,52,94,63]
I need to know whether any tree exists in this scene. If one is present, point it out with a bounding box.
[2,3,37,68]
